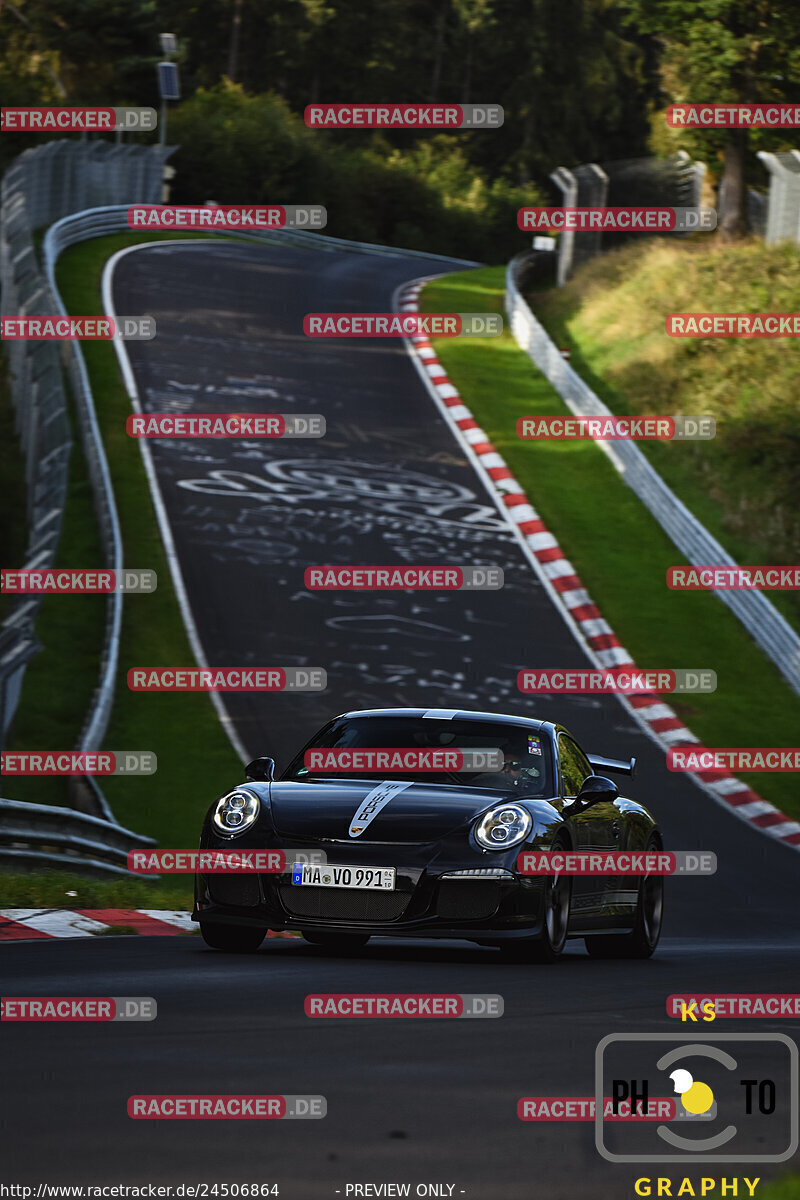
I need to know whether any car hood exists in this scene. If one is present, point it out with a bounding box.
[268,778,516,843]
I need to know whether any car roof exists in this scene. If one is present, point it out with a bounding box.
[337,707,555,734]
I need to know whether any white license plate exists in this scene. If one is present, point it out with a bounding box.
[291,863,396,891]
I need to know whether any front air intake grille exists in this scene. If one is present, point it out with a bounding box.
[436,880,501,921]
[279,886,410,922]
[209,876,262,907]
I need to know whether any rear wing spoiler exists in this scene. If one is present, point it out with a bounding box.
[588,754,636,777]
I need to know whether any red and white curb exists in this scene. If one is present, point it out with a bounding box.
[0,909,298,942]
[396,278,800,851]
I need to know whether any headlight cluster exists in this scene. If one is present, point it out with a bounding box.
[474,804,532,850]
[212,790,260,836]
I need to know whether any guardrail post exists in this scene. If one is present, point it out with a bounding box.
[572,162,609,272]
[549,166,577,287]
[756,150,800,244]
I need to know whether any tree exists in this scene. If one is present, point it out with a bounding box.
[474,0,657,187]
[452,0,495,103]
[0,0,160,105]
[619,0,800,239]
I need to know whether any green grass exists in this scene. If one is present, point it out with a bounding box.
[420,267,800,820]
[3,416,108,808]
[0,869,193,909]
[532,237,800,633]
[759,1175,800,1199]
[2,308,107,807]
[1,231,244,851]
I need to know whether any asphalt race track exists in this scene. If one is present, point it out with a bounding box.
[3,935,799,1197]
[2,241,798,1196]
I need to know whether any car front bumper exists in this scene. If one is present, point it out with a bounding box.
[193,854,549,942]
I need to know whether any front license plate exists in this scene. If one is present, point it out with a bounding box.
[291,863,396,891]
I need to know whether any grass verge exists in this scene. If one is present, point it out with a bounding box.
[3,411,107,808]
[420,267,800,821]
[530,237,800,633]
[0,870,193,909]
[759,1176,800,1199]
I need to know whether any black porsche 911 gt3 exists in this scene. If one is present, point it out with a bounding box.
[193,707,663,962]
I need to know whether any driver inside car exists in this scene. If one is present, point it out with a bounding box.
[472,749,544,794]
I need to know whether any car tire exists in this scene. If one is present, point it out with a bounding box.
[499,833,572,964]
[584,834,664,960]
[199,921,267,952]
[301,931,370,951]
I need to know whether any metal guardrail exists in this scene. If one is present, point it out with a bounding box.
[44,202,481,264]
[0,142,173,870]
[505,253,800,696]
[0,141,171,756]
[0,193,72,742]
[216,220,482,265]
[43,220,125,754]
[0,796,156,877]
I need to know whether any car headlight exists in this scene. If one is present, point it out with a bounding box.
[212,790,260,837]
[474,804,532,850]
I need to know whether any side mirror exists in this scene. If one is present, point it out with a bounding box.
[244,756,275,783]
[564,774,618,815]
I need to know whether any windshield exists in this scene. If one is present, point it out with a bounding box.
[282,715,553,795]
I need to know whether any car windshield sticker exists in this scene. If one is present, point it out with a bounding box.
[422,709,460,719]
[528,735,543,755]
[348,780,415,838]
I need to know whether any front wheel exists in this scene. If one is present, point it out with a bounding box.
[199,921,267,952]
[584,834,664,960]
[499,835,572,963]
